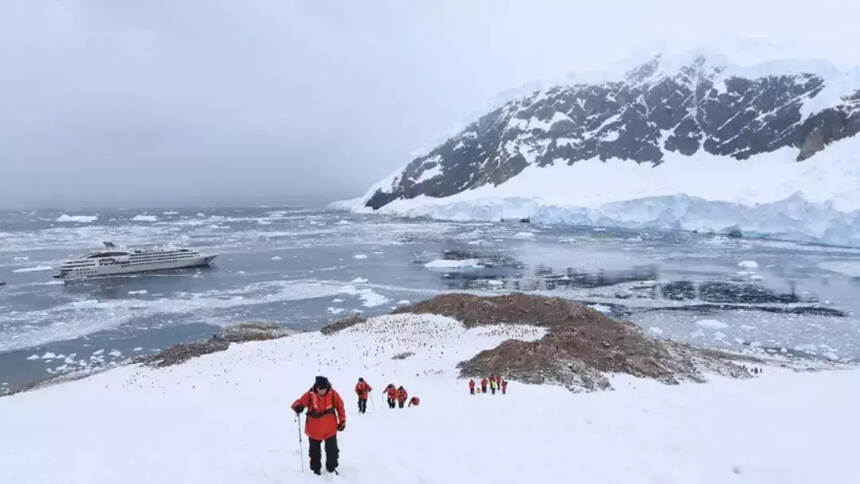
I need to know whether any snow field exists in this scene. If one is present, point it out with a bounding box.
[0,314,858,484]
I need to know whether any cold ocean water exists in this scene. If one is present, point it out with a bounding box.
[1,205,859,394]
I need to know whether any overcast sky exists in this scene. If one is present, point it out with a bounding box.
[2,0,859,207]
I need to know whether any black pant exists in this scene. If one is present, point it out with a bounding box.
[387,398,395,408]
[358,398,367,413]
[470,388,474,394]
[398,401,404,408]
[491,387,495,395]
[308,436,339,473]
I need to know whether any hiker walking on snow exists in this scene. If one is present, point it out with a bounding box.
[489,375,497,395]
[292,376,346,475]
[480,377,488,393]
[355,378,372,414]
[496,375,502,390]
[408,396,420,407]
[469,378,475,395]
[396,386,408,408]
[385,384,397,409]
[501,379,508,395]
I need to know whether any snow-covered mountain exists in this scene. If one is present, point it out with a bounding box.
[357,55,860,245]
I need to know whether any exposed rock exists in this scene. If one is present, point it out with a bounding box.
[321,314,367,335]
[398,293,754,392]
[392,352,415,360]
[139,322,298,368]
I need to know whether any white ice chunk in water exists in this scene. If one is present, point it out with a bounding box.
[13,265,53,273]
[425,259,482,269]
[696,319,728,329]
[737,260,759,269]
[56,214,97,223]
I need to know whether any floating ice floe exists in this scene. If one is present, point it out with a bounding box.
[424,259,482,269]
[513,231,535,239]
[13,265,53,273]
[271,256,282,261]
[737,260,759,269]
[589,304,612,314]
[327,307,344,315]
[131,215,157,222]
[696,319,728,329]
[351,277,368,283]
[818,261,860,278]
[56,214,97,223]
[127,290,148,295]
[353,254,368,260]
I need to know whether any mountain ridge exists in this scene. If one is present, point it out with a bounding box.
[363,55,860,212]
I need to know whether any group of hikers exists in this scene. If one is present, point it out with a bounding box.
[291,376,419,475]
[354,377,420,413]
[382,382,420,408]
[468,375,508,395]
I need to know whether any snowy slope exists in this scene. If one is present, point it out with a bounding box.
[1,314,858,484]
[355,54,860,246]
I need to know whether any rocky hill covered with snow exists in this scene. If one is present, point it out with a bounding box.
[2,293,858,483]
[358,55,860,245]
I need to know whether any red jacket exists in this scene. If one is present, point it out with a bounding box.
[496,376,502,385]
[480,378,488,388]
[501,380,508,389]
[468,379,475,389]
[408,396,420,407]
[386,386,398,400]
[396,387,408,403]
[355,381,372,399]
[292,388,346,441]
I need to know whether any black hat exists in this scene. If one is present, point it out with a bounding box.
[358,377,364,382]
[314,376,331,390]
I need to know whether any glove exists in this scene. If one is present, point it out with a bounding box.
[293,405,304,415]
[337,422,346,431]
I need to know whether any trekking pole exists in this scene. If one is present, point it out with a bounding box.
[296,416,304,473]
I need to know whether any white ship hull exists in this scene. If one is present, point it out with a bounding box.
[55,244,216,280]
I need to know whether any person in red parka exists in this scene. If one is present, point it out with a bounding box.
[408,396,420,407]
[496,375,502,389]
[292,376,346,475]
[501,379,508,395]
[385,384,397,409]
[480,377,488,393]
[468,378,475,395]
[354,378,372,414]
[396,386,408,408]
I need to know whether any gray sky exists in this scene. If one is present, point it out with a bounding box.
[2,0,859,207]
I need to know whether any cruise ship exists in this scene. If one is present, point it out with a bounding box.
[54,242,216,280]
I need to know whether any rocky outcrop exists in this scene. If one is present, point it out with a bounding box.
[139,322,298,368]
[397,293,755,392]
[321,314,367,335]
